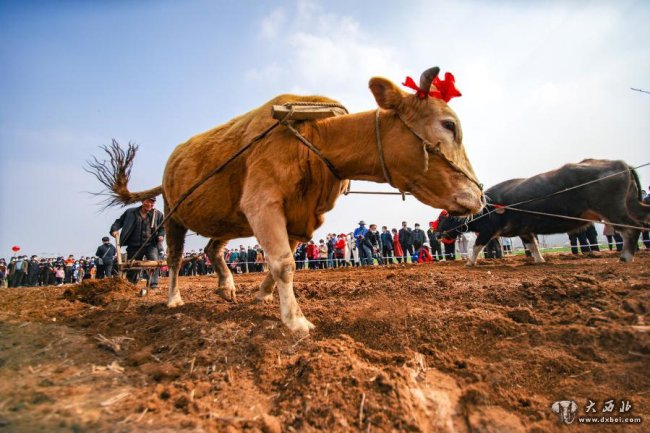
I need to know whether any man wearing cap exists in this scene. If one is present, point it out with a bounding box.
[353,221,371,266]
[95,236,117,278]
[110,197,164,288]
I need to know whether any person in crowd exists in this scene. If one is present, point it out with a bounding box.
[334,233,349,267]
[196,249,207,275]
[436,211,457,260]
[7,257,16,287]
[0,259,7,288]
[227,247,238,271]
[427,221,443,261]
[457,233,469,259]
[64,255,75,284]
[95,236,116,279]
[110,196,164,289]
[318,239,328,269]
[326,234,336,269]
[294,243,307,270]
[27,255,40,286]
[380,226,393,264]
[364,224,383,265]
[354,221,371,266]
[441,234,456,260]
[238,246,247,273]
[399,221,414,260]
[417,243,434,263]
[584,224,600,251]
[54,265,65,286]
[502,237,513,255]
[568,227,591,255]
[255,246,265,272]
[40,259,54,286]
[602,224,623,251]
[483,238,503,259]
[76,260,86,283]
[392,228,404,263]
[412,223,426,251]
[247,245,257,272]
[348,232,360,267]
[10,256,28,287]
[306,240,319,269]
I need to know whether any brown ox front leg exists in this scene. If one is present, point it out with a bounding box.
[205,239,237,302]
[243,205,314,334]
[255,240,296,303]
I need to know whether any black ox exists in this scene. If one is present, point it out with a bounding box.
[437,159,649,264]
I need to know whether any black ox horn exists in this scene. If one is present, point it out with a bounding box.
[419,67,440,95]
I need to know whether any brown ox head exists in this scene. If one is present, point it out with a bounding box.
[369,67,484,216]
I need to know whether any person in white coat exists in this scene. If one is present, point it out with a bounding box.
[347,232,360,267]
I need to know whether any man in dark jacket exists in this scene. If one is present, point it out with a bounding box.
[399,221,414,260]
[380,226,393,264]
[247,246,258,272]
[95,236,117,278]
[27,255,41,286]
[412,223,427,251]
[364,224,383,265]
[111,197,164,288]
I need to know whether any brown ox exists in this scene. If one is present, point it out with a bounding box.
[95,67,484,333]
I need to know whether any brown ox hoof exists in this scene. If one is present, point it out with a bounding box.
[254,292,274,303]
[167,296,184,308]
[284,316,315,334]
[217,287,237,303]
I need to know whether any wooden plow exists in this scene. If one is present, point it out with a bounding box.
[114,233,192,295]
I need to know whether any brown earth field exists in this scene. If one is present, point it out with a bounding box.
[0,251,649,433]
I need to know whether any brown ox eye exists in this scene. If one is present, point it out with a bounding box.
[441,120,457,141]
[442,120,455,132]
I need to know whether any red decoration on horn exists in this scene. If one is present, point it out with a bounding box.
[11,246,20,252]
[402,72,462,102]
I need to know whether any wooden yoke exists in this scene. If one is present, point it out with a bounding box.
[271,104,347,121]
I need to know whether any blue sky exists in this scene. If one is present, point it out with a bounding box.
[1,0,649,257]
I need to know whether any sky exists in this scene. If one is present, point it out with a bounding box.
[1,0,649,257]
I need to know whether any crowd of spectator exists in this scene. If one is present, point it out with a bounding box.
[0,254,99,288]
[2,216,648,288]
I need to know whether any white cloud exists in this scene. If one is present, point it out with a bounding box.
[261,8,285,39]
[249,3,405,111]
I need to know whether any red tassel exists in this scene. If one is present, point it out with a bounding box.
[402,72,462,102]
[434,73,462,102]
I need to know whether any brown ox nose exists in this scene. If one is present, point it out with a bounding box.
[453,190,483,215]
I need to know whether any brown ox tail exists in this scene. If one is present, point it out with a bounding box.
[85,139,162,208]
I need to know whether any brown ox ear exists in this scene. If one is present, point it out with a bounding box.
[369,77,404,110]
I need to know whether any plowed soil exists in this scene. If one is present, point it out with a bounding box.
[1,251,648,433]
